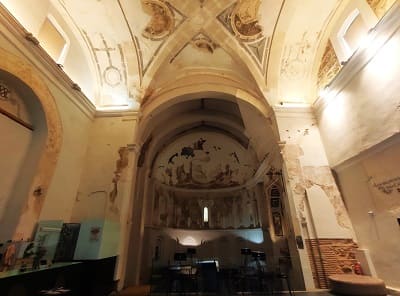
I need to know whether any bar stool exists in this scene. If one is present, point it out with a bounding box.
[276,272,294,296]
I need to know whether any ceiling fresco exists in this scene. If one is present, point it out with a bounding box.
[47,0,342,107]
[4,0,382,108]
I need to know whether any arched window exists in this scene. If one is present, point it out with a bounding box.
[337,9,370,61]
[203,207,209,223]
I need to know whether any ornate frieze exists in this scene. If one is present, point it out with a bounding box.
[153,185,260,229]
[366,0,397,18]
[317,40,341,90]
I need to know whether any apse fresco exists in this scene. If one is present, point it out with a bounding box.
[154,132,257,188]
[152,186,260,229]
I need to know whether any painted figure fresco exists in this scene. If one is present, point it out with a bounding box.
[154,132,257,189]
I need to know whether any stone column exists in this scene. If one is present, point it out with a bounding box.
[274,106,356,289]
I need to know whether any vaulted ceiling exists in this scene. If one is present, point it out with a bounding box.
[3,0,361,109]
[58,0,341,108]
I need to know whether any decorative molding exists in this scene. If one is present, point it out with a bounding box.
[313,2,400,115]
[0,3,95,119]
[0,106,33,131]
[366,0,397,19]
[190,33,218,54]
[83,32,127,91]
[217,3,236,35]
[25,32,39,45]
[245,36,269,70]
[117,0,143,85]
[94,109,140,118]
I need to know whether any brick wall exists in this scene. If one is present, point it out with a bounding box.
[305,238,358,288]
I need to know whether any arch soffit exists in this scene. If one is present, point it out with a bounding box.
[146,119,250,170]
[138,82,273,141]
[141,108,246,148]
[0,47,63,239]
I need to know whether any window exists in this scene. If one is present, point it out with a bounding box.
[38,15,70,64]
[203,207,209,223]
[337,9,370,61]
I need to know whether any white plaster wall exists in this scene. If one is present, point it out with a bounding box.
[39,83,92,222]
[306,186,352,238]
[275,107,353,237]
[0,115,32,221]
[336,137,400,289]
[0,20,94,239]
[71,116,138,222]
[274,107,355,290]
[1,0,96,100]
[317,22,400,167]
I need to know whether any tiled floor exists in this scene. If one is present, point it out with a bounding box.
[146,293,336,296]
[120,285,337,296]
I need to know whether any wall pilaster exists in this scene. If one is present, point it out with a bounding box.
[274,106,356,288]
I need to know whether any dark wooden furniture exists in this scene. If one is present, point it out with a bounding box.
[0,256,117,296]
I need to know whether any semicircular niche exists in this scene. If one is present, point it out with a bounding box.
[153,131,257,189]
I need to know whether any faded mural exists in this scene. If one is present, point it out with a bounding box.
[154,132,257,189]
[152,186,260,229]
[152,131,260,230]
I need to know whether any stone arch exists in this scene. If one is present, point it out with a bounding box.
[138,74,276,146]
[0,47,63,240]
[123,77,283,286]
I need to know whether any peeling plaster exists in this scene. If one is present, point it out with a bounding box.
[282,144,352,230]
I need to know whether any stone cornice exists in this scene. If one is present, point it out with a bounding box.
[0,4,97,118]
[313,2,400,115]
[94,109,140,118]
[273,105,315,119]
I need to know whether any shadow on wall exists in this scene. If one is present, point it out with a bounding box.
[140,227,276,282]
